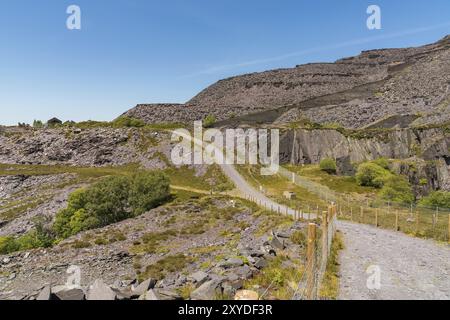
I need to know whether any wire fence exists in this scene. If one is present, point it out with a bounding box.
[279,167,450,242]
[293,205,338,300]
[242,191,339,300]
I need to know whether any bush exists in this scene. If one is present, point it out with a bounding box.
[0,218,54,254]
[53,171,170,238]
[319,158,337,174]
[111,116,145,128]
[419,191,450,208]
[203,115,216,128]
[32,120,44,128]
[129,171,171,216]
[372,157,390,170]
[355,162,391,188]
[378,176,414,204]
[0,236,20,255]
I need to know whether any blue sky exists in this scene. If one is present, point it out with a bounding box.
[0,0,449,125]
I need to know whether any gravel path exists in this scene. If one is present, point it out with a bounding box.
[338,221,450,300]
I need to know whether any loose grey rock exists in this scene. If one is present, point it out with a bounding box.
[191,280,222,300]
[131,278,157,297]
[233,265,253,280]
[86,279,116,301]
[218,258,244,269]
[157,289,183,300]
[53,287,85,301]
[270,231,285,250]
[253,258,268,269]
[36,286,51,301]
[139,289,159,300]
[188,271,209,286]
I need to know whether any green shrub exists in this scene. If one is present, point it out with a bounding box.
[111,116,145,128]
[355,162,391,188]
[378,175,414,204]
[319,158,337,174]
[53,171,170,239]
[32,120,44,128]
[129,171,170,216]
[203,115,216,128]
[0,222,54,255]
[0,236,20,254]
[419,191,450,208]
[372,157,390,170]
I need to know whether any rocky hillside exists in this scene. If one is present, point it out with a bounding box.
[124,35,450,129]
[0,187,306,300]
[279,127,450,192]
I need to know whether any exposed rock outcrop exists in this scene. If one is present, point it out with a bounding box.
[279,127,450,191]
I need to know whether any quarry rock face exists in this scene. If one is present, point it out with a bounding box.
[279,127,450,191]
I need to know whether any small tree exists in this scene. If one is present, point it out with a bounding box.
[53,171,171,239]
[203,115,216,128]
[112,116,145,128]
[32,120,44,128]
[129,171,171,216]
[372,157,390,170]
[419,191,450,208]
[355,162,391,188]
[320,158,337,174]
[378,175,414,204]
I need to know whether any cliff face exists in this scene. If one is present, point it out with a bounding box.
[279,128,450,191]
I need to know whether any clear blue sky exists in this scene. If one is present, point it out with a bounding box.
[0,0,449,125]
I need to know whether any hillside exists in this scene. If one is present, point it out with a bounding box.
[123,35,450,129]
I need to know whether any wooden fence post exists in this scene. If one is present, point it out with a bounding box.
[350,207,353,222]
[448,214,450,243]
[360,206,364,223]
[375,209,378,227]
[306,223,317,300]
[321,211,328,270]
[416,212,420,235]
[395,210,399,231]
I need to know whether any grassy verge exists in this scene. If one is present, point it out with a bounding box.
[244,255,304,300]
[319,231,344,300]
[236,165,328,212]
[0,163,140,178]
[283,164,376,195]
[164,164,234,192]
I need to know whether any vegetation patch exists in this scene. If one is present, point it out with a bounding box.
[244,256,303,300]
[419,191,450,208]
[319,231,344,300]
[319,158,337,174]
[131,229,177,254]
[0,218,54,254]
[139,254,192,281]
[165,165,234,192]
[53,171,170,239]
